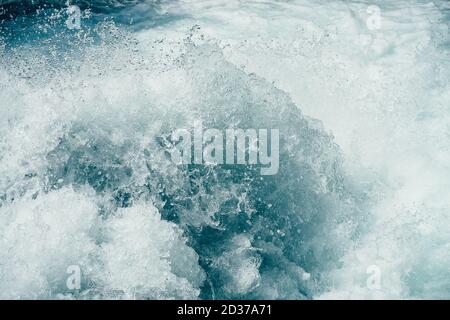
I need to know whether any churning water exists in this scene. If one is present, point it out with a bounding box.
[0,0,449,299]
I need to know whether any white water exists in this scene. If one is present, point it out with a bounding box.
[0,0,449,299]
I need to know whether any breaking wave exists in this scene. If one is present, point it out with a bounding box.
[0,0,449,299]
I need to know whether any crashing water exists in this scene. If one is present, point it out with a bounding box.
[0,0,449,299]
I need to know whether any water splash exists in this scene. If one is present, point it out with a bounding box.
[0,0,449,299]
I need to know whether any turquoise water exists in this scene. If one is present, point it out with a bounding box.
[0,0,449,299]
